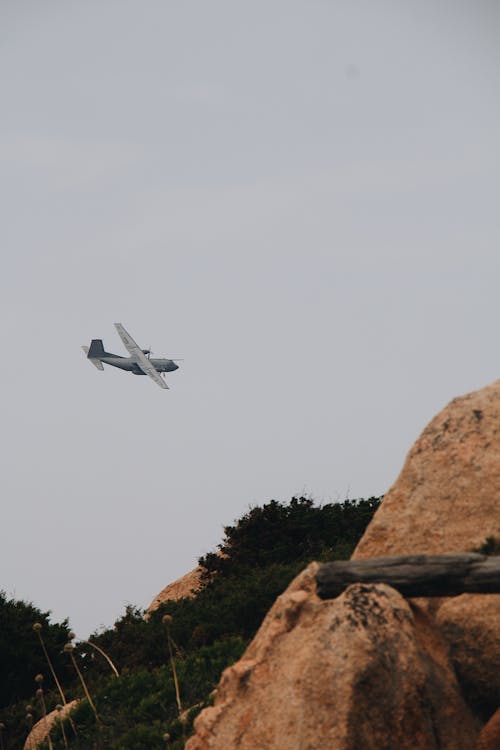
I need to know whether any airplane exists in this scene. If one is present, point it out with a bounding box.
[82,323,179,389]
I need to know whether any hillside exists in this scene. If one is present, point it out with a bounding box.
[0,496,380,750]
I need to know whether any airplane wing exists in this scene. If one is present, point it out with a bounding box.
[114,323,169,389]
[136,355,169,389]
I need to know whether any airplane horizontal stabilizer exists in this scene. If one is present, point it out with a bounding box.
[82,346,104,370]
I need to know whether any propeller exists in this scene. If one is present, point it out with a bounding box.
[142,347,183,362]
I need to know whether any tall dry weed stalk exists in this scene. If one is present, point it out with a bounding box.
[162,614,187,742]
[55,704,69,749]
[80,639,119,677]
[34,624,79,740]
[35,674,54,750]
[162,615,183,715]
[32,623,67,706]
[64,643,100,726]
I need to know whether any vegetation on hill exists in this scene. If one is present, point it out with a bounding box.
[0,496,380,749]
[0,592,70,707]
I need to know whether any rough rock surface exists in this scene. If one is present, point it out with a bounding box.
[436,595,500,711]
[353,379,500,559]
[24,700,78,750]
[352,379,500,712]
[473,708,500,750]
[186,564,479,750]
[147,566,204,615]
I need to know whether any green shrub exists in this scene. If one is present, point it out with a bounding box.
[0,592,70,708]
[200,496,381,577]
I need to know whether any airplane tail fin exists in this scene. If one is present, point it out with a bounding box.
[83,341,105,370]
[88,339,106,358]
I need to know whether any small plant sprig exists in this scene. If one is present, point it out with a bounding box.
[474,536,500,556]
[35,674,54,750]
[25,705,34,732]
[25,705,34,731]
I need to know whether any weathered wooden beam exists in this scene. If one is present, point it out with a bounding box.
[316,553,500,599]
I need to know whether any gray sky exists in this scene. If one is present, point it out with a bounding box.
[1,0,499,637]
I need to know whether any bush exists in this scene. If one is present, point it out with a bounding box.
[200,496,381,576]
[0,592,70,707]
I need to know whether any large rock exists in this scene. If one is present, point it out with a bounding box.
[436,596,500,713]
[353,380,500,558]
[186,564,479,750]
[24,701,78,750]
[352,380,500,714]
[146,566,204,616]
[147,552,226,615]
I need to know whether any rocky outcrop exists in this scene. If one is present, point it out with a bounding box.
[146,566,204,615]
[24,701,78,750]
[148,551,227,615]
[353,379,500,558]
[187,565,479,750]
[186,380,500,748]
[352,380,500,713]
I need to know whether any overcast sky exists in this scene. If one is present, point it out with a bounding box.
[1,0,499,637]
